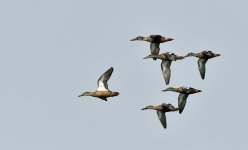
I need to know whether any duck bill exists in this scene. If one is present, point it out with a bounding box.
[215,53,221,57]
[143,54,158,59]
[162,89,169,92]
[167,38,174,41]
[78,94,84,97]
[130,38,137,41]
[185,53,194,57]
[162,87,173,92]
[141,107,148,110]
[78,92,90,97]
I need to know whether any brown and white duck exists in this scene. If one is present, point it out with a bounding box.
[141,103,179,128]
[143,52,184,85]
[78,67,119,101]
[185,50,221,79]
[162,86,202,114]
[130,35,174,60]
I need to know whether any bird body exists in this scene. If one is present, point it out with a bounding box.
[163,87,201,113]
[131,35,173,43]
[185,50,220,79]
[141,103,179,128]
[131,35,174,60]
[78,67,119,101]
[143,52,184,85]
[143,52,184,61]
[78,91,119,98]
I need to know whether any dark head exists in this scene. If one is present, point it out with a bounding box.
[204,51,221,58]
[112,91,120,96]
[189,88,202,94]
[130,36,145,41]
[182,86,202,93]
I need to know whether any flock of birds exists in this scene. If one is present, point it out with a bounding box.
[79,34,220,129]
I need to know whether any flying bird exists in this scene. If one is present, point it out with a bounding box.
[78,67,119,101]
[130,35,174,60]
[141,103,179,129]
[185,50,221,79]
[162,86,202,114]
[143,52,184,85]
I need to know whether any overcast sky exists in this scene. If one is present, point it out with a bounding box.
[0,0,247,150]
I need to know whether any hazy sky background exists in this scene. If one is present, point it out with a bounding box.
[0,0,247,149]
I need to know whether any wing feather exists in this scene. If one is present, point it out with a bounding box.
[198,59,208,79]
[178,93,189,114]
[161,61,172,85]
[157,111,167,128]
[97,67,114,91]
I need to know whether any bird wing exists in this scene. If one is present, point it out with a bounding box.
[178,93,189,114]
[150,43,160,56]
[198,59,208,79]
[97,67,114,91]
[161,60,172,85]
[157,111,167,128]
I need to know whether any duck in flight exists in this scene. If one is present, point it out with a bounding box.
[78,67,119,101]
[162,86,202,114]
[141,103,179,129]
[143,52,184,85]
[130,35,174,60]
[185,50,220,79]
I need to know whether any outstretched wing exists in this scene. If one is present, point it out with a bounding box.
[150,43,160,56]
[178,93,189,114]
[157,111,167,128]
[198,59,208,79]
[161,60,172,85]
[97,67,114,91]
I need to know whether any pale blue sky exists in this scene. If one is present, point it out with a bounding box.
[0,0,247,149]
